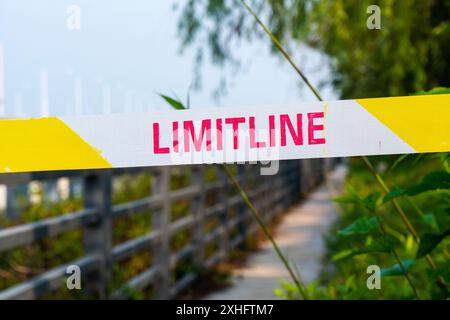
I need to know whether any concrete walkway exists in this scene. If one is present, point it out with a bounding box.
[205,165,347,300]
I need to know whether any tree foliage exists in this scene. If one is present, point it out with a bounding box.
[176,0,450,98]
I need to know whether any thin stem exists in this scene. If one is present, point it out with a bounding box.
[391,248,420,299]
[327,168,418,297]
[361,157,419,239]
[375,216,420,299]
[222,164,309,300]
[239,0,322,101]
[361,157,438,270]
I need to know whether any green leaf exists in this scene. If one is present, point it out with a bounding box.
[383,172,450,203]
[383,186,406,203]
[390,154,410,171]
[337,217,380,237]
[158,93,186,110]
[333,194,360,205]
[334,192,381,211]
[332,236,399,261]
[416,229,450,259]
[361,192,381,211]
[410,153,425,167]
[356,235,400,254]
[381,260,415,277]
[332,249,355,261]
[438,153,450,172]
[430,284,450,300]
[426,261,450,299]
[406,171,450,196]
[426,261,450,283]
[413,87,450,95]
[422,213,440,232]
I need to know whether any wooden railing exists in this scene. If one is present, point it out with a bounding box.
[0,159,336,299]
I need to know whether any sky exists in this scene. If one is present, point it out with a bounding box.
[0,0,336,117]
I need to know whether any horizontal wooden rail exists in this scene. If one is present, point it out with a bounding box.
[0,255,99,300]
[0,208,97,252]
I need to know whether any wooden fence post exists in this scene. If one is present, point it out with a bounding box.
[43,179,59,203]
[152,167,171,299]
[82,169,113,299]
[300,159,311,193]
[5,183,28,219]
[250,164,261,232]
[191,165,205,269]
[236,165,248,248]
[294,160,301,200]
[288,161,299,206]
[218,165,230,256]
[5,185,17,219]
[276,162,285,215]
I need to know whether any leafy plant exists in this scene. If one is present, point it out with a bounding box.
[337,217,380,237]
[416,230,450,259]
[381,260,415,277]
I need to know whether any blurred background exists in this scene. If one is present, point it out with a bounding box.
[0,0,335,118]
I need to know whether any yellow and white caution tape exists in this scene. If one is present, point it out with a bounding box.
[0,94,449,173]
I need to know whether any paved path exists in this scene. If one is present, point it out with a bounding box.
[204,165,347,300]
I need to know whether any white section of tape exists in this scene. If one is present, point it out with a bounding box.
[61,100,413,168]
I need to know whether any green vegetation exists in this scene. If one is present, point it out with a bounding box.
[276,153,450,299]
[211,1,450,300]
[0,193,84,295]
[0,170,208,298]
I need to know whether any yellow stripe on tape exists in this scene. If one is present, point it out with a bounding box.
[0,117,111,173]
[357,94,450,153]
